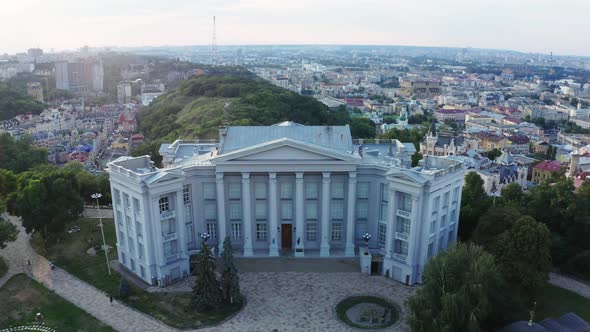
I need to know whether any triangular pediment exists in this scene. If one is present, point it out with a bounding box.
[387,169,428,185]
[145,171,184,185]
[214,138,359,163]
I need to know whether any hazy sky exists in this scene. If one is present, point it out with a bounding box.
[2,0,589,56]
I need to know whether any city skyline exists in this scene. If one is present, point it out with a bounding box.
[2,0,590,57]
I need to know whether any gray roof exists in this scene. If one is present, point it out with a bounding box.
[220,125,353,154]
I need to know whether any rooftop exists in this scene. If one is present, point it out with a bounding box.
[534,160,563,172]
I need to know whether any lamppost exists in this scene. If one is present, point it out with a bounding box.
[91,193,111,275]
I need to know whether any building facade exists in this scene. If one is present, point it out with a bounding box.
[107,123,464,286]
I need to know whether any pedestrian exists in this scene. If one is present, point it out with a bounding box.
[27,259,31,266]
[109,295,113,305]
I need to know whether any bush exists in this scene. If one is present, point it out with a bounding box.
[563,251,590,281]
[119,277,132,299]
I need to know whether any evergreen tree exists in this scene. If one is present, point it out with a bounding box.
[192,238,222,311]
[221,236,242,304]
[458,172,491,240]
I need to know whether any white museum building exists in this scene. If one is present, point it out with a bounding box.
[106,122,465,286]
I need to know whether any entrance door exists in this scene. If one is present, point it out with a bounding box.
[281,224,292,249]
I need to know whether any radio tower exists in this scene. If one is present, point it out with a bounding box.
[211,16,218,65]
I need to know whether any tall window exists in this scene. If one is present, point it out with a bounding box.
[427,242,434,258]
[396,216,410,234]
[256,223,267,241]
[281,201,293,220]
[433,196,440,214]
[231,223,242,240]
[331,182,344,199]
[116,211,123,226]
[128,237,135,255]
[161,219,176,234]
[207,223,217,240]
[306,201,318,220]
[255,201,267,220]
[378,223,387,246]
[448,230,454,244]
[450,210,456,224]
[203,183,216,200]
[133,197,141,214]
[397,192,412,212]
[453,187,460,203]
[205,203,217,221]
[379,183,389,221]
[186,223,195,245]
[440,214,447,228]
[114,189,121,205]
[164,240,178,257]
[305,182,319,199]
[331,201,344,220]
[357,182,369,199]
[331,223,342,240]
[357,201,368,221]
[159,196,169,213]
[136,222,143,238]
[125,215,132,231]
[306,223,318,241]
[439,234,446,250]
[255,182,267,199]
[119,231,125,248]
[228,183,241,200]
[138,242,144,260]
[124,193,131,210]
[443,192,450,208]
[229,203,242,220]
[394,239,408,255]
[430,219,437,234]
[183,184,192,203]
[280,182,293,199]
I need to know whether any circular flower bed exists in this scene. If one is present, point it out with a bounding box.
[336,295,399,330]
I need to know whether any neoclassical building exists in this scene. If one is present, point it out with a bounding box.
[107,122,464,286]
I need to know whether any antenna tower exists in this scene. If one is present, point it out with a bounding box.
[211,16,218,65]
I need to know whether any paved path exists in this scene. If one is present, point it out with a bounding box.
[82,207,114,219]
[549,272,590,300]
[0,215,415,331]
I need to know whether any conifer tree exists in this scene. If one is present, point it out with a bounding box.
[221,236,242,304]
[192,235,222,311]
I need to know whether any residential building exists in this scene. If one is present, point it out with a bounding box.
[420,122,467,157]
[107,123,465,286]
[55,59,104,92]
[532,160,564,183]
[400,79,442,98]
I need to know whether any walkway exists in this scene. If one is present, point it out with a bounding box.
[0,214,415,331]
[549,272,590,300]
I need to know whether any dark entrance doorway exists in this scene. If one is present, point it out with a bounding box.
[281,224,292,249]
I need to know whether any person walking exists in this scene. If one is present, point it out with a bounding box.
[109,295,113,305]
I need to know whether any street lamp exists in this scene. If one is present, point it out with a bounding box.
[91,193,111,275]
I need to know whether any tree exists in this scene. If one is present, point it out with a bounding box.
[220,237,242,304]
[192,239,222,311]
[409,243,503,332]
[15,167,84,248]
[471,206,521,249]
[349,117,376,139]
[486,148,502,161]
[492,216,551,297]
[0,218,18,249]
[459,172,491,240]
[0,169,17,212]
[500,183,524,206]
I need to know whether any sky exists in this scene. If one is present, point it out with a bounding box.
[1,0,589,56]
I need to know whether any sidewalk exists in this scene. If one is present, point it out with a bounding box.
[549,272,590,300]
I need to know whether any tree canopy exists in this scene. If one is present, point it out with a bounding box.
[459,172,491,240]
[409,243,504,332]
[0,84,45,120]
[0,134,47,173]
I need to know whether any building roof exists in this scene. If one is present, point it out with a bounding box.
[508,135,530,144]
[436,108,468,114]
[534,160,563,172]
[220,125,353,154]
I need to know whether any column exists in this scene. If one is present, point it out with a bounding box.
[294,172,305,257]
[268,172,279,256]
[242,173,254,257]
[345,171,357,257]
[174,191,187,260]
[320,172,331,257]
[385,186,396,259]
[215,173,227,254]
[407,195,421,266]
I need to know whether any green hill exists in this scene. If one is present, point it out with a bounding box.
[0,84,45,120]
[137,67,355,143]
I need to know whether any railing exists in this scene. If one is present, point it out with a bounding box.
[396,209,411,218]
[160,210,175,220]
[394,253,407,262]
[395,232,409,240]
[163,232,176,241]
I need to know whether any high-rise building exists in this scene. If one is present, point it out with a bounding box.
[117,82,132,104]
[54,59,104,93]
[26,82,44,103]
[27,48,43,58]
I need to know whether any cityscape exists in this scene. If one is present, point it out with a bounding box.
[1,1,590,332]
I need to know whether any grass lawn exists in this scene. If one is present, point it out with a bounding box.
[31,218,241,329]
[0,256,7,278]
[0,273,113,331]
[535,283,590,322]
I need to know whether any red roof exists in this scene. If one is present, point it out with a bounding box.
[534,160,563,172]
